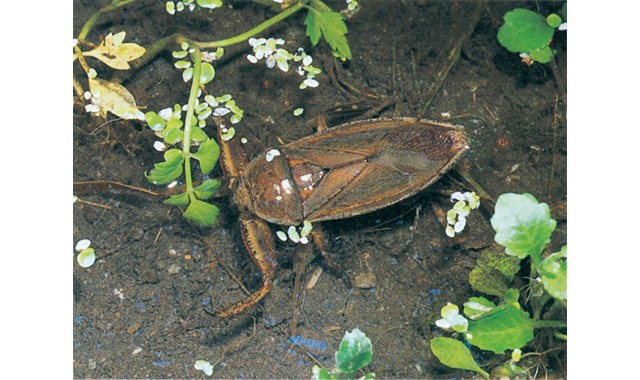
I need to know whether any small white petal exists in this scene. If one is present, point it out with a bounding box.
[194,360,214,376]
[158,107,173,120]
[153,141,167,152]
[276,231,288,241]
[75,239,91,251]
[454,217,467,232]
[287,226,300,243]
[213,107,231,116]
[303,78,319,88]
[85,104,100,113]
[265,55,276,69]
[450,191,465,202]
[435,318,453,329]
[302,55,313,66]
[265,149,281,162]
[247,54,258,63]
[445,225,455,237]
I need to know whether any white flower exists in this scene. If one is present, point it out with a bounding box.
[435,303,468,333]
[445,191,479,237]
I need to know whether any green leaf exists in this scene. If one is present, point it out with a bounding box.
[539,245,567,301]
[190,126,209,142]
[335,328,372,374]
[163,125,183,145]
[191,138,220,175]
[466,304,535,354]
[77,248,96,268]
[490,193,556,260]
[497,8,555,54]
[546,13,562,28]
[197,0,222,9]
[305,11,322,45]
[529,46,555,63]
[145,111,167,132]
[311,365,332,380]
[463,296,496,320]
[145,148,184,185]
[430,337,490,379]
[163,191,190,206]
[304,10,352,60]
[194,179,221,200]
[200,62,216,85]
[183,198,220,226]
[469,248,521,296]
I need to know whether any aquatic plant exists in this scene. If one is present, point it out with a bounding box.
[312,328,375,380]
[430,193,567,379]
[497,3,566,64]
[73,0,357,226]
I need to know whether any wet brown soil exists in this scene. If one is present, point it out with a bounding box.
[73,1,567,378]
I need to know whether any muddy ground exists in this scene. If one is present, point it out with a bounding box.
[73,0,567,378]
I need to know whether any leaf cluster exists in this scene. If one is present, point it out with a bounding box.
[312,328,375,380]
[304,0,352,60]
[431,193,567,378]
[497,4,566,64]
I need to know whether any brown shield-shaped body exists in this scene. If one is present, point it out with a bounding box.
[235,118,468,226]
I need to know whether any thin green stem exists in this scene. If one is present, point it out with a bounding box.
[127,0,307,73]
[182,49,202,199]
[77,0,137,40]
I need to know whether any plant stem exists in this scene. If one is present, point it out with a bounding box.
[77,0,137,41]
[183,48,202,200]
[127,0,307,74]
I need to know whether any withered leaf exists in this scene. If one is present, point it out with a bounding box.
[83,31,146,70]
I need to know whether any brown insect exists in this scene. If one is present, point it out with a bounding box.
[215,117,467,317]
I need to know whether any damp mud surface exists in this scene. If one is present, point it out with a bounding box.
[73,1,567,378]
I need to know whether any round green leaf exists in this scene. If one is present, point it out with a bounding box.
[200,63,215,85]
[529,46,555,63]
[490,193,556,260]
[77,248,96,268]
[497,8,555,53]
[546,13,562,28]
[145,111,167,132]
[335,328,372,374]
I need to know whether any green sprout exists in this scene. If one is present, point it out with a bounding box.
[497,4,566,64]
[76,239,96,268]
[430,193,567,378]
[312,328,375,380]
